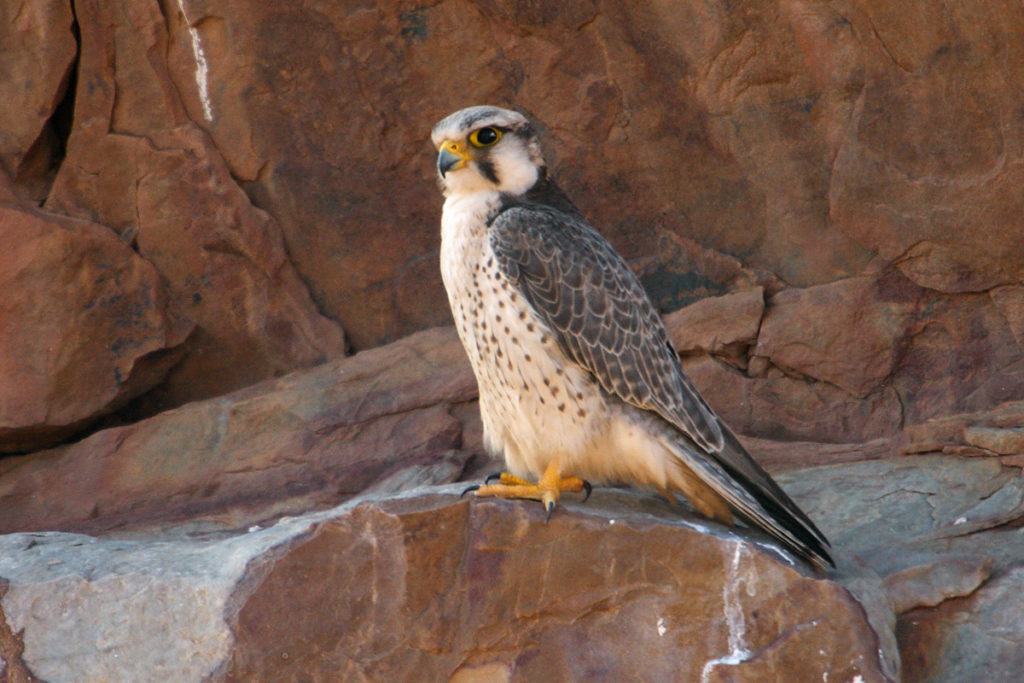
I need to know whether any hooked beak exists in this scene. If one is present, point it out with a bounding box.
[437,140,470,177]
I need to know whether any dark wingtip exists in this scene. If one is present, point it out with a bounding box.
[813,546,837,571]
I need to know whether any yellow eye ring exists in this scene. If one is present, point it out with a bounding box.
[469,127,502,147]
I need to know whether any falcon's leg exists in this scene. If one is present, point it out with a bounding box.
[469,462,591,519]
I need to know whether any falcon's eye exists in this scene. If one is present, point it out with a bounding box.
[469,127,502,147]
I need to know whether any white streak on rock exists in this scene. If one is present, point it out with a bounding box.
[176,0,213,122]
[657,617,666,637]
[701,543,753,683]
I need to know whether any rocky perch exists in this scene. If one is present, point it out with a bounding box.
[0,487,892,682]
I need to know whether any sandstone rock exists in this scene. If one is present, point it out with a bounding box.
[83,0,1021,352]
[0,328,475,535]
[672,268,1024,444]
[634,232,763,314]
[962,426,1024,457]
[5,378,1022,681]
[0,205,192,453]
[657,259,1024,446]
[664,287,764,356]
[0,488,892,682]
[748,268,1024,430]
[127,125,348,412]
[0,0,76,201]
[901,400,1024,468]
[45,0,346,413]
[682,354,903,443]
[661,285,908,446]
[161,0,456,348]
[755,269,919,398]
[883,553,992,615]
[892,293,1024,427]
[10,0,1019,434]
[903,400,1024,448]
[897,567,1024,683]
[990,285,1024,347]
[777,454,1024,681]
[0,169,17,204]
[5,2,1024,680]
[829,2,1024,294]
[780,456,1024,557]
[738,435,895,472]
[893,240,1014,294]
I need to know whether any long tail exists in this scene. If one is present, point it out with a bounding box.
[666,428,834,570]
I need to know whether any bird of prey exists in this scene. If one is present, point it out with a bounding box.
[431,105,833,569]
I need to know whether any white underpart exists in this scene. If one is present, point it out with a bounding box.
[177,0,213,122]
[439,190,683,486]
[436,121,707,491]
[439,192,597,474]
[701,544,753,683]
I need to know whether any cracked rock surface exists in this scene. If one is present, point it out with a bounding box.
[2,0,1024,680]
[4,0,1024,449]
[0,324,1018,679]
[0,488,894,682]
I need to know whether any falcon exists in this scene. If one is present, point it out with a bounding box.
[431,105,833,569]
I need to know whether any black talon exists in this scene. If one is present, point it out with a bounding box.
[460,484,480,498]
[484,472,503,485]
[581,480,592,502]
[545,500,555,522]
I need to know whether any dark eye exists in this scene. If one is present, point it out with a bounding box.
[469,127,502,147]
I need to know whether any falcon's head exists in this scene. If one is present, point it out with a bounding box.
[431,106,545,198]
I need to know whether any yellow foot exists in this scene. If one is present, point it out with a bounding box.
[462,462,592,520]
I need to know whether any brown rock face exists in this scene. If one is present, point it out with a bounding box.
[0,205,192,452]
[897,567,1024,683]
[2,0,1021,437]
[682,354,904,443]
[224,493,890,682]
[3,2,1024,680]
[0,0,76,201]
[33,0,1020,342]
[44,0,346,415]
[665,287,764,357]
[829,2,1024,294]
[0,328,475,534]
[755,270,919,398]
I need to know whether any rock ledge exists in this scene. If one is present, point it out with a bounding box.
[0,486,891,682]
